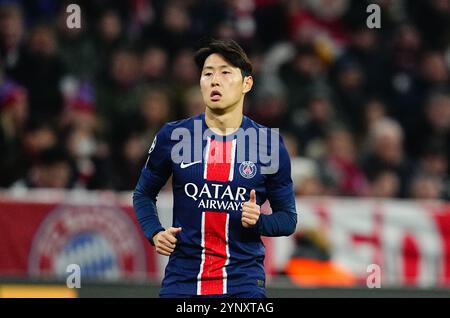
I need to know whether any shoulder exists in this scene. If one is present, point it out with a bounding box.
[158,113,203,137]
[244,115,270,131]
[244,115,285,144]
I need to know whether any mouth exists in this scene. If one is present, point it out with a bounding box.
[210,90,222,101]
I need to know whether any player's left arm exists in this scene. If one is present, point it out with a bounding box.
[256,135,298,237]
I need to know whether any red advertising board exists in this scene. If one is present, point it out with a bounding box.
[0,191,157,281]
[1,191,450,288]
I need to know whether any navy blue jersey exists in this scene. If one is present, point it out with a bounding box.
[133,113,297,296]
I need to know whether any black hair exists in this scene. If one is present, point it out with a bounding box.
[194,39,252,78]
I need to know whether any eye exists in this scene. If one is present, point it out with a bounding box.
[222,71,231,74]
[204,72,212,76]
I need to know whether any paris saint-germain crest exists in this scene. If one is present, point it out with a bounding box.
[239,161,257,179]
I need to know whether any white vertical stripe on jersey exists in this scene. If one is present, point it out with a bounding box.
[203,137,211,180]
[228,138,237,181]
[223,213,230,294]
[196,211,206,295]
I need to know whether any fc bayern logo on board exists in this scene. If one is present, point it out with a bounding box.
[28,203,146,280]
[239,161,257,179]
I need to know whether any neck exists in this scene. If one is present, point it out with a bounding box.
[205,102,244,135]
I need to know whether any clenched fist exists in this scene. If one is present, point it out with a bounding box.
[241,189,260,228]
[153,227,182,256]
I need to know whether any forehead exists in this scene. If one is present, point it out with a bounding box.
[203,53,236,69]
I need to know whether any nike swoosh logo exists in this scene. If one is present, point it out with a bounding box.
[180,161,202,169]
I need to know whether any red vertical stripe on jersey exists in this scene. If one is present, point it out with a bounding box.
[200,211,228,295]
[206,139,233,182]
[198,138,233,295]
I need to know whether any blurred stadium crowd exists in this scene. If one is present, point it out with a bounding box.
[0,0,449,200]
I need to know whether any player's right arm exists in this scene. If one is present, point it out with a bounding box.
[133,125,174,251]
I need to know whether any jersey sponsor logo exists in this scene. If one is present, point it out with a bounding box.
[28,204,146,280]
[239,161,257,179]
[180,160,202,169]
[184,183,246,212]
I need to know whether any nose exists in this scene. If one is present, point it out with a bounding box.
[211,73,220,87]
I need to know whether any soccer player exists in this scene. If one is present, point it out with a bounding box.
[133,39,297,298]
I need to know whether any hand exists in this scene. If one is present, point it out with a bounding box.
[241,189,260,228]
[153,227,182,256]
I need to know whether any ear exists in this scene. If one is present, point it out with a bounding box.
[242,75,253,94]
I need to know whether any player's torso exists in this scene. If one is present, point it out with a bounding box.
[161,115,271,295]
[170,134,268,244]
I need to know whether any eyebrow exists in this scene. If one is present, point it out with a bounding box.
[202,65,232,70]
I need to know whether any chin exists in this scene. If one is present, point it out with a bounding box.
[206,102,227,112]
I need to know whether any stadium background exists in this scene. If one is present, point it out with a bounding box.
[0,0,450,297]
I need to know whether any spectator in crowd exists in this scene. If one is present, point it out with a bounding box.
[332,57,367,132]
[0,3,26,79]
[0,80,27,187]
[408,91,450,168]
[182,85,204,118]
[416,144,450,200]
[360,97,387,140]
[142,0,194,57]
[295,92,343,159]
[56,4,96,81]
[168,48,201,117]
[15,23,66,122]
[110,131,147,191]
[11,146,76,189]
[368,169,401,198]
[64,126,96,187]
[318,127,368,196]
[407,0,450,50]
[94,8,127,80]
[419,51,449,99]
[171,48,199,88]
[330,20,386,131]
[361,118,414,198]
[385,23,424,136]
[287,0,349,55]
[253,0,289,49]
[251,88,288,129]
[141,45,169,85]
[0,120,58,188]
[419,145,449,178]
[279,43,328,117]
[96,47,143,139]
[283,132,324,197]
[60,81,98,132]
[409,173,444,200]
[334,25,384,93]
[60,80,113,189]
[137,87,172,143]
[0,1,448,198]
[22,120,58,159]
